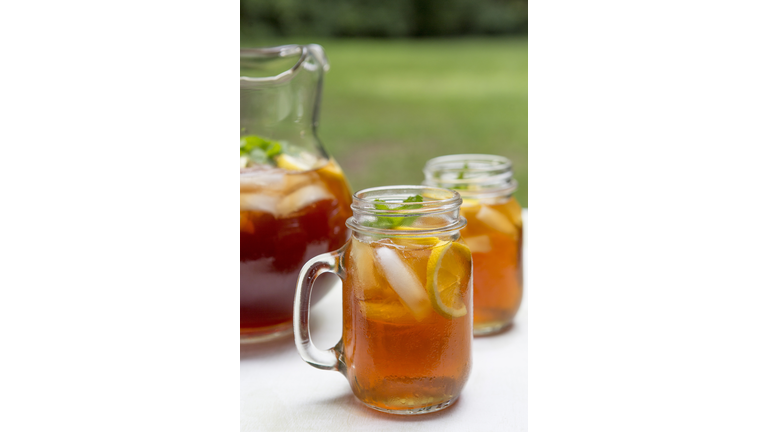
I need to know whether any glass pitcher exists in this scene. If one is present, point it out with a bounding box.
[240,45,353,343]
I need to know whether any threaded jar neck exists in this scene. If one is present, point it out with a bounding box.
[423,154,517,200]
[346,185,466,237]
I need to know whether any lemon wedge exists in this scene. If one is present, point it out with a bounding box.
[426,241,471,319]
[387,227,447,248]
[391,237,447,248]
[392,226,421,231]
[507,199,523,228]
[275,154,312,171]
[319,158,345,180]
[461,198,481,208]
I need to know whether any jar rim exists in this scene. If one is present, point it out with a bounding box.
[346,185,466,237]
[240,45,329,87]
[423,154,518,199]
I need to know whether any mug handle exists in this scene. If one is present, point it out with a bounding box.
[293,245,346,372]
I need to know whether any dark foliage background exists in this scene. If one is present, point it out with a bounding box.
[241,0,527,38]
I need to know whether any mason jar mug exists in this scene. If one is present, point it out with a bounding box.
[294,186,473,414]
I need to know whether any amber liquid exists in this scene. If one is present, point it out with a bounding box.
[240,160,352,335]
[342,237,472,412]
[460,197,523,334]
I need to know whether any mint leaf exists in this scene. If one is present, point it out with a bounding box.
[373,199,389,211]
[265,142,282,158]
[240,135,283,167]
[454,163,469,190]
[248,148,269,165]
[399,194,423,210]
[365,195,424,229]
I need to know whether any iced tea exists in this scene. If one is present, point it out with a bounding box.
[424,154,523,335]
[343,234,472,412]
[293,186,472,415]
[460,197,523,334]
[240,156,352,340]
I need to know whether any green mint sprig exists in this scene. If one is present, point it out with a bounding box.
[240,135,283,167]
[364,195,424,229]
[453,162,469,190]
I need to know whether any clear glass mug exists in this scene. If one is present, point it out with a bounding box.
[423,154,523,335]
[294,186,473,415]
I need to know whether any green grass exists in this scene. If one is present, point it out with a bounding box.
[241,38,528,207]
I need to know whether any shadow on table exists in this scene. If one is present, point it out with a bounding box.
[311,392,463,422]
[240,335,296,361]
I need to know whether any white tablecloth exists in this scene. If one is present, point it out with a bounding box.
[241,211,528,431]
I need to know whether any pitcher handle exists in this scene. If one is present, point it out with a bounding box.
[293,246,345,371]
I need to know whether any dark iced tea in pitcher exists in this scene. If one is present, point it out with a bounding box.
[240,154,352,341]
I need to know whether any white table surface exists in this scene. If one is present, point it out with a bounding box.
[241,211,528,431]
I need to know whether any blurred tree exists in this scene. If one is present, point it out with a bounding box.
[241,0,527,38]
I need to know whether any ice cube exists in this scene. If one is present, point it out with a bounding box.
[463,235,492,253]
[239,167,286,192]
[240,193,279,215]
[276,184,333,217]
[349,239,378,299]
[282,171,314,194]
[476,205,515,235]
[374,247,431,321]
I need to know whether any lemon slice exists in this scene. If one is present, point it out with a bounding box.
[421,190,453,201]
[319,158,346,180]
[275,153,313,171]
[461,198,481,208]
[391,237,444,248]
[507,199,523,228]
[388,228,447,248]
[426,241,471,319]
[392,226,421,231]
